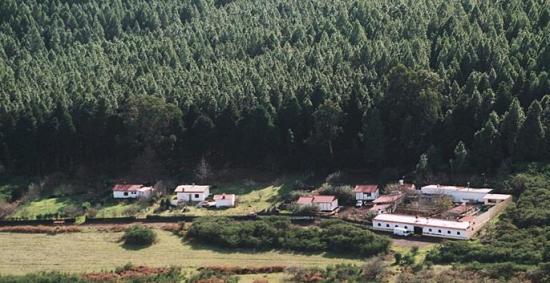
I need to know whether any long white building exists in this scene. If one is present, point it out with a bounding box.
[421,185,492,203]
[372,213,472,240]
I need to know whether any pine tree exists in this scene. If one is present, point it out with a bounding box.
[360,107,385,168]
[500,98,525,157]
[517,101,546,160]
[450,141,469,175]
[473,112,502,170]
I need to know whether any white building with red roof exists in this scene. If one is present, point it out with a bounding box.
[112,184,153,199]
[354,185,380,203]
[175,185,210,202]
[297,195,338,211]
[213,194,236,208]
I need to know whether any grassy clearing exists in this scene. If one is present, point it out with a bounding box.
[237,273,290,282]
[9,197,74,219]
[0,229,363,275]
[182,183,281,216]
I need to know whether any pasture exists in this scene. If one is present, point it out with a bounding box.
[0,229,362,275]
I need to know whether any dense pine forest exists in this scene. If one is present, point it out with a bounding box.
[0,0,549,177]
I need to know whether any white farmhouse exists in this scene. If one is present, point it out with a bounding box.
[113,184,154,199]
[421,185,492,203]
[354,185,380,203]
[372,213,472,240]
[213,194,236,208]
[297,195,339,212]
[175,185,210,202]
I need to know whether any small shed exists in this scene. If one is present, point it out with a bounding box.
[483,194,511,206]
[297,195,338,212]
[175,185,211,202]
[214,194,236,208]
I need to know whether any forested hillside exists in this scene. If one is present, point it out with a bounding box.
[0,0,549,177]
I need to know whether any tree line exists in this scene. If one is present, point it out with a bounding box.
[0,0,549,178]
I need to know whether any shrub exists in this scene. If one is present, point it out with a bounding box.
[318,184,355,206]
[291,203,319,216]
[122,225,157,246]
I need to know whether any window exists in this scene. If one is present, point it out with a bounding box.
[377,223,381,226]
[438,230,442,233]
[447,230,451,234]
[428,228,432,232]
[386,224,390,227]
[395,225,399,227]
[195,194,199,198]
[457,232,461,235]
[404,226,408,229]
[123,192,128,196]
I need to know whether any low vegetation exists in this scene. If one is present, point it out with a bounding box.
[122,225,157,247]
[186,217,390,257]
[0,225,80,234]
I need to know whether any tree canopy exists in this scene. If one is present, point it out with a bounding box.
[0,0,548,176]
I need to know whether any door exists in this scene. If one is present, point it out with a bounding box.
[414,226,423,235]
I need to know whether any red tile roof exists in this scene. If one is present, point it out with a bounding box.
[354,185,379,193]
[296,196,314,204]
[372,194,403,204]
[297,195,336,204]
[113,184,143,192]
[312,195,336,203]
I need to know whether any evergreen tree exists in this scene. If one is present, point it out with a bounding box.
[517,101,546,160]
[500,98,525,157]
[360,107,384,168]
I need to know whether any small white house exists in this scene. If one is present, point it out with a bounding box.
[113,184,154,199]
[421,185,492,203]
[354,185,380,203]
[297,195,339,212]
[175,185,210,202]
[214,194,236,208]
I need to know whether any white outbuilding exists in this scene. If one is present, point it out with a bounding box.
[213,194,236,208]
[297,195,339,212]
[372,213,472,240]
[113,184,154,199]
[421,185,492,203]
[175,185,210,202]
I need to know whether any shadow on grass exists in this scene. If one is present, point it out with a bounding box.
[120,242,154,251]
[181,238,365,260]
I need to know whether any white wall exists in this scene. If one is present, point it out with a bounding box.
[113,191,139,199]
[356,191,379,201]
[215,198,235,208]
[177,192,208,202]
[372,220,469,240]
[317,199,338,211]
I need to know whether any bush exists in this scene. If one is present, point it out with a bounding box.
[291,204,319,216]
[318,184,355,206]
[122,225,157,246]
[187,218,390,257]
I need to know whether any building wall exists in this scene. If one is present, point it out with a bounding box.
[421,188,487,203]
[113,191,138,199]
[215,198,235,208]
[177,192,208,202]
[356,191,379,201]
[372,219,469,240]
[316,199,338,211]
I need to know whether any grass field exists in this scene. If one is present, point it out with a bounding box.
[0,229,363,275]
[9,197,75,219]
[182,183,281,216]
